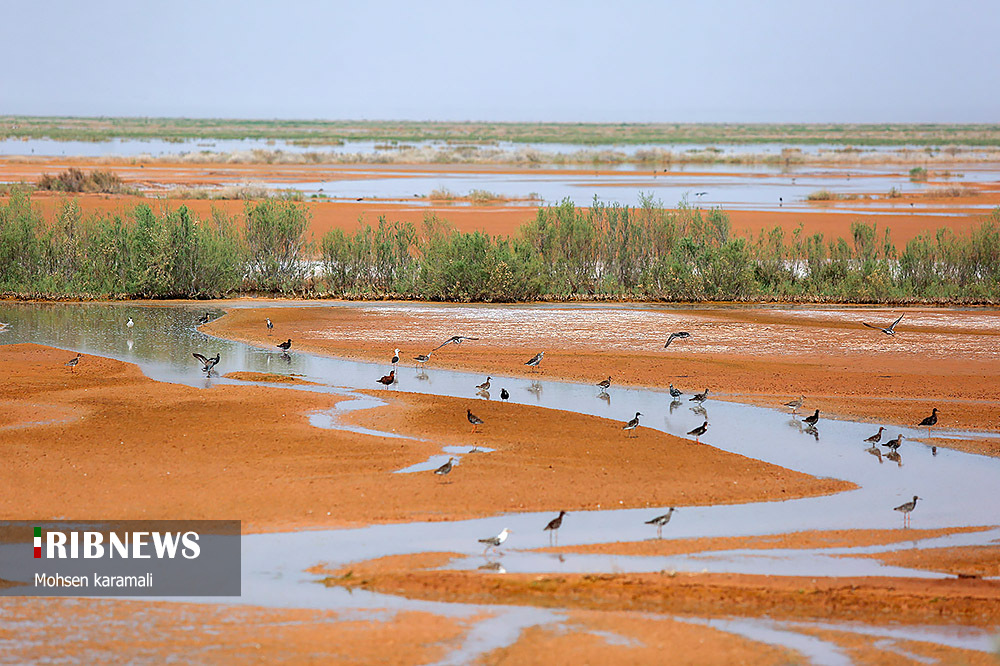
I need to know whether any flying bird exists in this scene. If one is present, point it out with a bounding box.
[664,332,691,348]
[862,313,904,336]
[192,352,220,373]
[433,335,480,351]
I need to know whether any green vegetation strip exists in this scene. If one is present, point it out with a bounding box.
[1,189,999,302]
[4,116,1000,147]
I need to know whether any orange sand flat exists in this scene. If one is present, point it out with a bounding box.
[862,544,1000,578]
[0,344,841,532]
[0,598,472,665]
[207,303,1000,448]
[533,526,990,557]
[325,556,1000,627]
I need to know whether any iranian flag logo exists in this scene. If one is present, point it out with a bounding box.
[34,526,41,558]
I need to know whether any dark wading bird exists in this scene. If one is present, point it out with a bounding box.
[918,408,939,436]
[597,376,612,391]
[802,409,820,427]
[266,318,273,332]
[65,353,82,372]
[467,409,484,433]
[434,457,455,478]
[882,434,904,451]
[433,336,480,351]
[414,352,432,366]
[690,389,709,403]
[623,412,642,437]
[669,384,682,400]
[377,370,395,387]
[862,313,904,336]
[479,528,511,553]
[524,352,544,370]
[277,339,292,352]
[198,312,211,325]
[544,511,567,544]
[687,421,708,443]
[664,332,691,348]
[894,495,920,528]
[192,352,220,374]
[500,388,509,402]
[646,507,676,538]
[864,427,885,445]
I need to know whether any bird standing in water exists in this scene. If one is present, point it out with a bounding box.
[192,352,220,374]
[377,370,395,386]
[544,511,567,544]
[864,427,885,445]
[894,495,920,528]
[391,348,400,368]
[479,528,511,553]
[126,317,134,330]
[783,396,804,413]
[500,388,509,403]
[802,409,820,427]
[690,389,709,403]
[277,339,292,352]
[597,376,611,392]
[669,384,682,400]
[646,508,676,538]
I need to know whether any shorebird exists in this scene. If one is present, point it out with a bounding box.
[862,313,904,336]
[500,388,509,402]
[664,332,691,348]
[434,457,455,477]
[479,528,511,553]
[198,312,211,325]
[783,396,804,413]
[623,412,642,437]
[476,376,492,391]
[894,495,920,528]
[524,352,544,370]
[467,409,484,433]
[192,352,220,374]
[266,318,273,332]
[433,335,479,351]
[544,511,567,544]
[277,339,292,352]
[377,370,395,387]
[918,408,939,435]
[596,376,611,391]
[689,389,709,403]
[125,317,134,330]
[391,348,400,367]
[687,421,708,442]
[669,384,682,400]
[883,434,904,451]
[65,353,82,372]
[646,508,676,538]
[802,409,820,427]
[414,352,432,366]
[864,427,885,445]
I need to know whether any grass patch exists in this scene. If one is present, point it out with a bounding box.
[806,190,839,201]
[36,168,137,195]
[909,166,928,181]
[924,186,978,198]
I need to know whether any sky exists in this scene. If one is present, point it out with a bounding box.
[3,0,999,123]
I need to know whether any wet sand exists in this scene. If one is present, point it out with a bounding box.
[207,303,1000,451]
[0,344,842,532]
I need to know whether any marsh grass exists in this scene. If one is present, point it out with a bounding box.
[3,189,1000,302]
[36,168,138,195]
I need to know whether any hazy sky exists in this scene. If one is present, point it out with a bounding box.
[4,0,998,123]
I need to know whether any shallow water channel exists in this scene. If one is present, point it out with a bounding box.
[1,301,998,663]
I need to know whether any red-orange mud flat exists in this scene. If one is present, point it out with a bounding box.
[207,302,1000,454]
[0,344,844,533]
